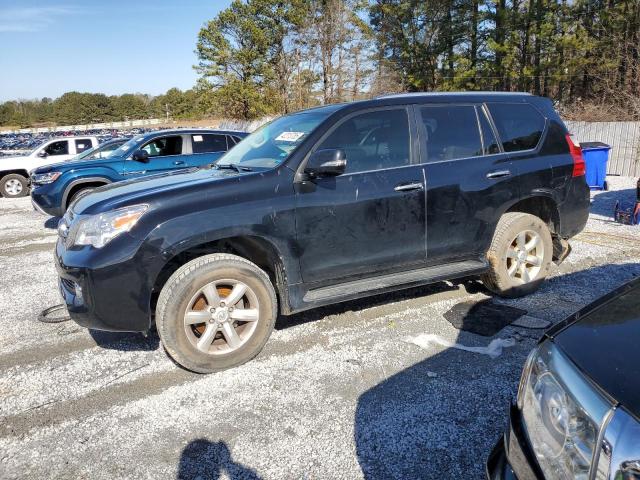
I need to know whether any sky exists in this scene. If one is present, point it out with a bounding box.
[0,0,233,101]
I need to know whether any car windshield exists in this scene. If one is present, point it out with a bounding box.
[215,109,334,169]
[107,135,146,158]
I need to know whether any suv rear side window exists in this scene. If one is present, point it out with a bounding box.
[418,105,482,162]
[191,134,227,154]
[75,139,92,153]
[44,140,69,156]
[487,103,545,152]
[141,136,183,157]
[317,108,410,174]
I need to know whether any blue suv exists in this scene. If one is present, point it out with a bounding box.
[30,129,247,216]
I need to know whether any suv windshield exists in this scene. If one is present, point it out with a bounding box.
[215,109,334,169]
[108,135,146,158]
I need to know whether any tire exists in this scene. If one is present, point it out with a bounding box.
[1,174,29,198]
[156,253,277,373]
[67,187,94,209]
[481,212,553,298]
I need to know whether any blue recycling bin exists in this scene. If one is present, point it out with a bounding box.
[581,142,611,190]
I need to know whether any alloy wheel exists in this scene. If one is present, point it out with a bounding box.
[4,179,23,196]
[505,230,544,284]
[183,279,260,355]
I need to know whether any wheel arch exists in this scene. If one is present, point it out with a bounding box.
[150,234,290,316]
[62,177,112,209]
[0,169,30,179]
[506,194,560,235]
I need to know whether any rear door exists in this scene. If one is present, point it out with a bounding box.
[187,133,229,167]
[295,106,427,285]
[73,138,93,157]
[417,104,519,264]
[122,134,188,178]
[486,102,550,200]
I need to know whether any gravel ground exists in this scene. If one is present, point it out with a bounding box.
[0,177,639,479]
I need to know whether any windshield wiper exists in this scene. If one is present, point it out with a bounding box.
[215,163,252,172]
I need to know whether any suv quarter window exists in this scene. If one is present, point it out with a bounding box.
[140,135,183,158]
[487,103,546,152]
[44,140,69,156]
[191,134,228,154]
[313,107,411,174]
[417,105,483,163]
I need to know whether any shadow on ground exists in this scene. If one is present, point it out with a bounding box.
[354,262,640,479]
[590,187,635,218]
[177,439,260,480]
[44,216,60,230]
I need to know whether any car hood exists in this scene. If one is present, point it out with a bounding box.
[72,166,241,214]
[551,278,640,420]
[32,155,125,173]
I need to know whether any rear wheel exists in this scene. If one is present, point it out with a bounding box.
[156,253,277,373]
[482,212,552,298]
[1,174,28,198]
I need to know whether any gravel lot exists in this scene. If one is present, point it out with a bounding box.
[1,177,639,479]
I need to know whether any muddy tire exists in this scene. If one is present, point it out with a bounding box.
[481,212,553,298]
[1,174,29,198]
[156,253,277,373]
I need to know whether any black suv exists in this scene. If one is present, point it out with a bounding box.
[55,93,590,373]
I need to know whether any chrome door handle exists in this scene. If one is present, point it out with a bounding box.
[486,170,511,179]
[394,182,423,192]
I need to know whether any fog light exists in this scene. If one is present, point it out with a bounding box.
[74,283,83,303]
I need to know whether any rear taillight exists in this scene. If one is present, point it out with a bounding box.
[566,133,585,177]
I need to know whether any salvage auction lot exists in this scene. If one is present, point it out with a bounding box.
[1,178,639,479]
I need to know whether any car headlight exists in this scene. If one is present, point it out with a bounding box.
[73,204,148,249]
[518,342,611,480]
[32,171,61,184]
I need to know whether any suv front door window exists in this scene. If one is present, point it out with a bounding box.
[123,135,186,178]
[44,140,69,157]
[295,107,427,283]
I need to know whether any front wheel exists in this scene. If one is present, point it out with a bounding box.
[1,174,29,198]
[481,212,553,298]
[156,253,277,373]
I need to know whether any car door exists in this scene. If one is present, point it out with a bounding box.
[73,139,93,158]
[187,133,229,167]
[122,134,188,178]
[39,139,73,164]
[416,104,519,264]
[294,106,426,285]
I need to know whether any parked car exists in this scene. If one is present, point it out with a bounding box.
[54,92,590,373]
[487,277,640,480]
[70,137,129,162]
[31,129,246,216]
[0,136,99,198]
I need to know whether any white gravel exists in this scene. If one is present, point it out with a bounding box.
[0,178,638,479]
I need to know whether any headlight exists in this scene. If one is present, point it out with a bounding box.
[32,171,61,184]
[73,204,148,248]
[518,342,611,480]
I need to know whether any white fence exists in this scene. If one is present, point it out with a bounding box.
[565,121,640,177]
[0,118,162,135]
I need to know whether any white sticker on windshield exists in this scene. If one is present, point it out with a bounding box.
[193,135,203,142]
[275,131,305,142]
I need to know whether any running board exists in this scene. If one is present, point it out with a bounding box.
[303,260,488,303]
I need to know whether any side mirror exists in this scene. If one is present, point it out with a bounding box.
[305,149,346,177]
[37,151,48,158]
[132,150,150,163]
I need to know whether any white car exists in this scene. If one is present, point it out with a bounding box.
[0,136,99,198]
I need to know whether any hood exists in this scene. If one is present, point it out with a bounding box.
[551,278,640,420]
[73,166,241,214]
[32,155,125,173]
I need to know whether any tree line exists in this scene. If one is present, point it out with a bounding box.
[2,0,639,127]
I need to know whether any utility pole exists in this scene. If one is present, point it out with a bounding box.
[165,103,170,122]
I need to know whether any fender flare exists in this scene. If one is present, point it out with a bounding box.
[61,176,112,208]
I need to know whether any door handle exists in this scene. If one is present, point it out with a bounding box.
[486,170,511,179]
[394,182,424,192]
[173,160,185,166]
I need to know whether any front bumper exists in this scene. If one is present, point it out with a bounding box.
[486,404,544,480]
[31,184,65,217]
[55,236,159,332]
